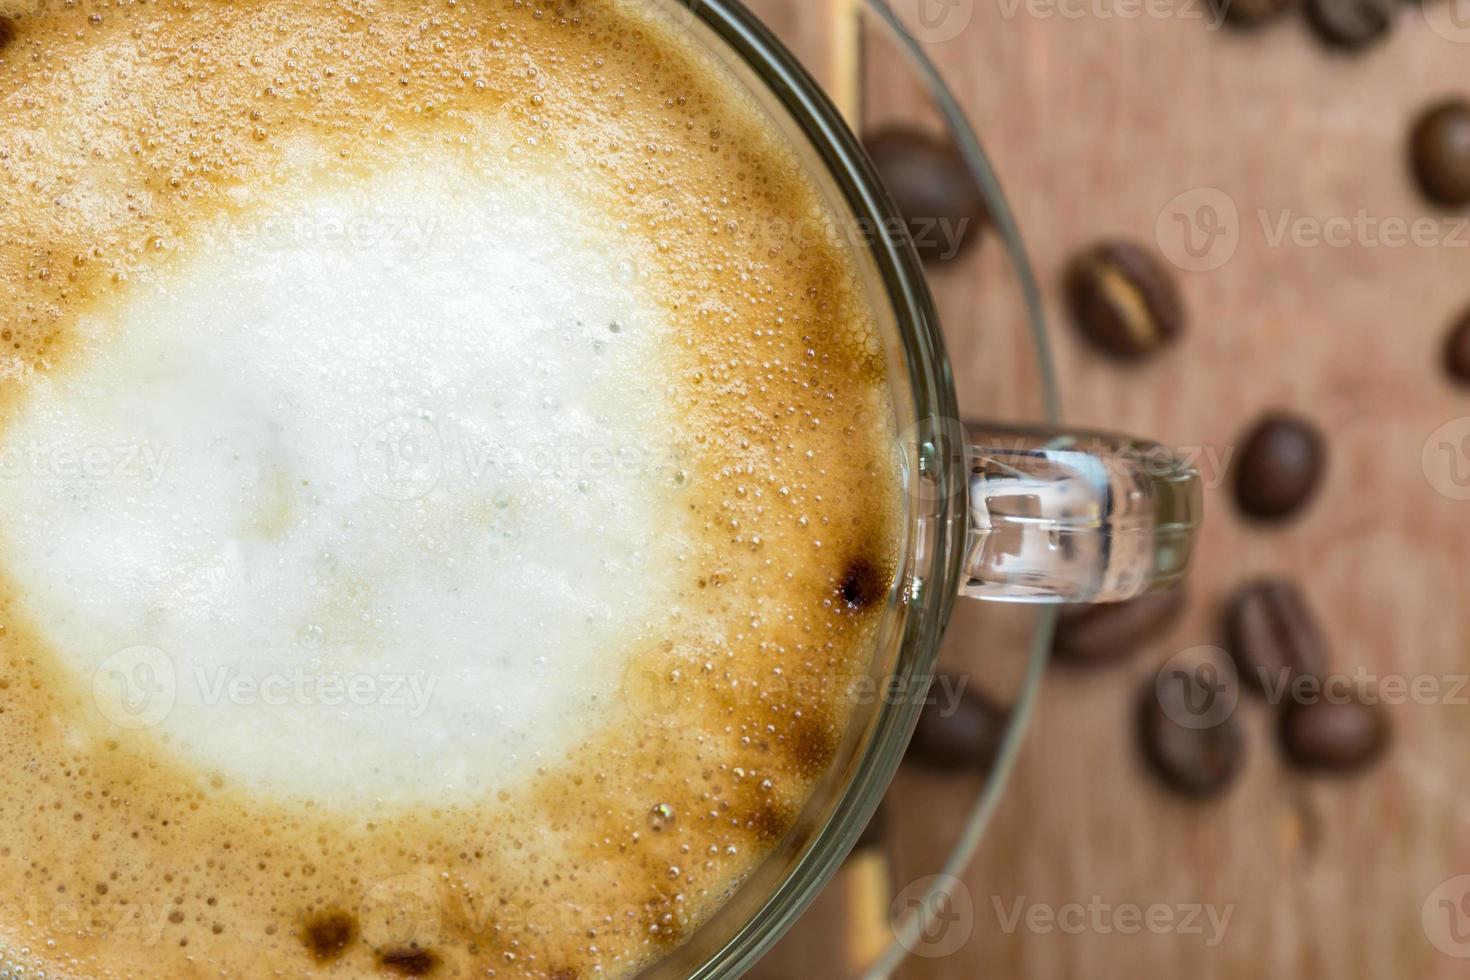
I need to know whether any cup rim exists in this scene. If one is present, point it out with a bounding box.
[654,1,971,977]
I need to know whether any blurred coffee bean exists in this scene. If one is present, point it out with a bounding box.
[1225,579,1327,696]
[1412,99,1470,208]
[1304,0,1395,49]
[906,676,1006,772]
[1064,240,1185,360]
[1279,694,1389,773]
[1233,413,1326,521]
[1210,0,1294,27]
[1445,307,1470,384]
[1138,665,1245,799]
[1052,590,1187,668]
[863,127,986,263]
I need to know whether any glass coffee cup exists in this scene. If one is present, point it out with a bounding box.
[640,0,1203,976]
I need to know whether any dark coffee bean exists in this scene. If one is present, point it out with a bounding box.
[1224,579,1327,696]
[1304,0,1395,49]
[1445,307,1470,384]
[1064,240,1185,360]
[1138,663,1245,799]
[1052,589,1187,667]
[1209,0,1294,27]
[1279,694,1389,774]
[1233,413,1326,521]
[905,676,1006,772]
[863,127,986,264]
[1411,100,1470,208]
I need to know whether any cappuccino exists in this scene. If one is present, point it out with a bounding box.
[0,0,903,976]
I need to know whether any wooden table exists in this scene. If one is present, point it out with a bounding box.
[740,1,1470,977]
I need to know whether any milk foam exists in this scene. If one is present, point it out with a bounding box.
[0,150,685,805]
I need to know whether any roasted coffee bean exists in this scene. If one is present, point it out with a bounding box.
[1210,0,1294,27]
[1052,590,1187,667]
[1138,663,1245,799]
[1233,413,1326,521]
[1412,99,1470,208]
[1279,694,1389,773]
[1224,579,1327,696]
[1445,307,1470,384]
[1304,0,1395,49]
[906,676,1006,772]
[1064,241,1185,360]
[863,127,986,263]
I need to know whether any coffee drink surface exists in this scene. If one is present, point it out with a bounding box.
[0,1,904,977]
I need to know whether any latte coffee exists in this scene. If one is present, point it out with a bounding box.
[0,0,903,976]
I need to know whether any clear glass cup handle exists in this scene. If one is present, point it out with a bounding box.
[844,3,1206,979]
[960,424,1202,604]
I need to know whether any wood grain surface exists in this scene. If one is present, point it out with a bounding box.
[737,0,1470,977]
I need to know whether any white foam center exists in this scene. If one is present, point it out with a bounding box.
[0,149,685,806]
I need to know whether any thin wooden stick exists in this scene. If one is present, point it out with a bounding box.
[839,843,893,975]
[826,0,863,125]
